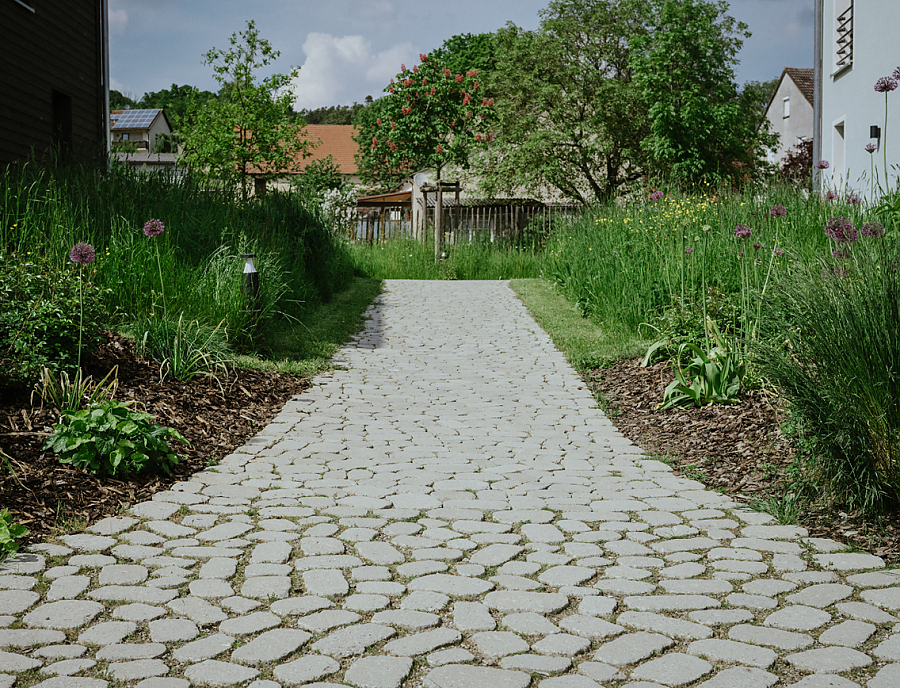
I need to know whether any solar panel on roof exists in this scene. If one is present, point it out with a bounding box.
[111,109,161,130]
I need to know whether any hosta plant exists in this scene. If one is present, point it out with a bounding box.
[45,400,187,477]
[0,509,28,558]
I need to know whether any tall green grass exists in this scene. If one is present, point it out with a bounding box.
[349,238,541,280]
[1,158,355,354]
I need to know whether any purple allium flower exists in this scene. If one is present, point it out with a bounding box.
[753,243,762,251]
[684,247,694,254]
[875,76,899,93]
[824,216,859,243]
[865,142,877,153]
[861,220,885,238]
[832,247,851,259]
[816,160,830,170]
[650,190,664,202]
[755,258,762,266]
[143,218,165,238]
[824,190,838,201]
[773,247,785,256]
[769,204,787,217]
[69,242,96,265]
[734,224,752,239]
[738,252,744,259]
[894,66,900,81]
[822,267,847,279]
[847,192,862,205]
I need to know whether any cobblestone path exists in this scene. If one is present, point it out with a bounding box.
[3,280,900,688]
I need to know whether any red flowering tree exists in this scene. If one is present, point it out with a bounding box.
[355,54,494,190]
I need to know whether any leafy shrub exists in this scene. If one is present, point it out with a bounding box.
[753,237,900,513]
[45,400,188,477]
[0,253,107,387]
[0,509,28,558]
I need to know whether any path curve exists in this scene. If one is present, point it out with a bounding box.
[2,280,899,688]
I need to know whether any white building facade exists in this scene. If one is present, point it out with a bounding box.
[815,0,900,199]
[765,68,814,167]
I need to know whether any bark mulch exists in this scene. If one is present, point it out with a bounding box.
[586,358,900,566]
[0,331,309,543]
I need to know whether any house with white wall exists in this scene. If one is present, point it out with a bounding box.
[765,68,814,167]
[814,0,900,199]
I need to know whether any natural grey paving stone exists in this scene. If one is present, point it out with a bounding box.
[846,570,900,587]
[539,565,595,587]
[537,676,602,688]
[453,601,496,632]
[500,654,571,675]
[423,664,531,688]
[785,647,872,673]
[40,658,96,676]
[135,679,190,688]
[594,579,656,595]
[688,609,755,626]
[149,618,200,643]
[408,573,494,598]
[357,581,406,596]
[271,596,333,616]
[303,569,349,596]
[0,575,36,590]
[146,520,196,538]
[617,611,712,640]
[272,654,340,685]
[814,553,885,570]
[578,662,623,683]
[532,633,590,656]
[88,585,178,604]
[763,605,831,631]
[593,632,675,666]
[696,666,778,688]
[869,664,900,688]
[630,652,712,686]
[429,648,475,666]
[660,579,732,594]
[0,649,42,671]
[384,628,461,656]
[456,564,486,577]
[250,541,291,564]
[471,631,530,658]
[861,587,900,610]
[727,624,813,650]
[785,571,839,584]
[789,677,859,687]
[742,579,796,596]
[0,629,66,648]
[106,659,169,681]
[0,590,39,615]
[113,603,167,622]
[687,639,777,668]
[345,593,390,611]
[373,609,440,631]
[786,583,853,608]
[167,597,228,625]
[397,561,448,577]
[99,564,148,586]
[30,678,108,688]
[297,609,361,632]
[311,622,395,658]
[470,544,524,567]
[723,593,778,610]
[230,628,311,664]
[344,655,413,688]
[45,575,91,601]
[221,596,261,613]
[624,594,719,612]
[184,659,259,686]
[819,620,876,647]
[0,553,45,575]
[95,643,166,661]
[219,611,280,636]
[241,575,291,599]
[491,574,542,590]
[485,590,568,614]
[34,644,87,659]
[660,562,706,579]
[199,558,237,579]
[24,600,104,629]
[68,554,116,568]
[189,579,235,599]
[61,534,117,551]
[44,566,79,580]
[579,596,617,617]
[353,566,392,581]
[356,542,405,565]
[558,614,624,640]
[295,554,363,570]
[873,634,900,660]
[401,590,450,611]
[171,633,235,663]
[112,544,166,560]
[503,612,560,636]
[79,621,138,645]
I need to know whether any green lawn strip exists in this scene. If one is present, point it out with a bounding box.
[233,276,383,378]
[509,278,648,372]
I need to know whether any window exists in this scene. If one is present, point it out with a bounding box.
[834,0,853,71]
[783,97,790,119]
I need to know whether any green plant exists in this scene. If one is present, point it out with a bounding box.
[44,399,188,477]
[134,314,230,383]
[0,509,28,558]
[751,490,806,525]
[33,365,119,416]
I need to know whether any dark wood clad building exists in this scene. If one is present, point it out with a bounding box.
[1,0,110,167]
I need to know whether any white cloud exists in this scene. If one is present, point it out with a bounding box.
[109,8,129,34]
[288,33,415,110]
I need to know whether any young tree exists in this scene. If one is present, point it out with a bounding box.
[355,54,494,258]
[631,0,777,186]
[477,0,652,204]
[180,21,310,201]
[430,33,497,84]
[138,84,217,128]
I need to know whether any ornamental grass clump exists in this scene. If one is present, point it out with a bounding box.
[752,225,900,514]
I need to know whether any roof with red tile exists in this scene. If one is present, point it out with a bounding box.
[297,125,359,175]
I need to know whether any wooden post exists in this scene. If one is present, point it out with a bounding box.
[435,173,443,262]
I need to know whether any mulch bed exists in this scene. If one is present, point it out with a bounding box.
[0,331,309,543]
[586,358,900,566]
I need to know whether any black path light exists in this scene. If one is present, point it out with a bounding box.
[241,253,261,326]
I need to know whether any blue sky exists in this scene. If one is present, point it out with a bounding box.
[109,0,815,109]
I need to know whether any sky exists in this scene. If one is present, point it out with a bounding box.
[109,0,816,110]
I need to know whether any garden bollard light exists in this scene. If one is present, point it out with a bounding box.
[241,253,261,326]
